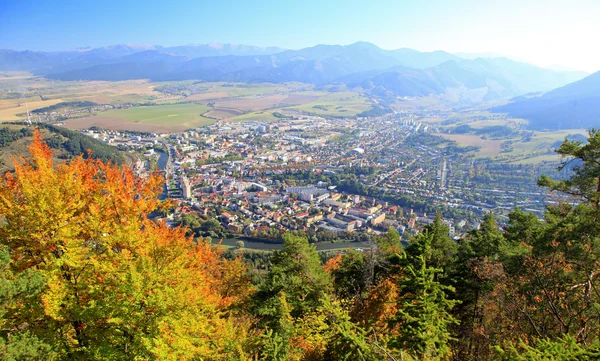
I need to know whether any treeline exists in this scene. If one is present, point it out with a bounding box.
[1,123,125,165]
[0,126,33,147]
[45,124,125,164]
[1,130,600,360]
[30,101,97,113]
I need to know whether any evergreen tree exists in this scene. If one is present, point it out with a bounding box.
[390,233,459,360]
[406,212,457,274]
[253,233,331,328]
[538,129,600,207]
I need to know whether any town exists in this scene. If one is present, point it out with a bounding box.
[77,111,566,248]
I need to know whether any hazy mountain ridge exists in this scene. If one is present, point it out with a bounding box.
[0,42,588,101]
[491,71,600,130]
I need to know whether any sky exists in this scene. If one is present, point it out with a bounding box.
[1,0,599,72]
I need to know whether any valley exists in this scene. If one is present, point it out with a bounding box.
[3,1,600,359]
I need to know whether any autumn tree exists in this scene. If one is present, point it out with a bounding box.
[0,130,253,360]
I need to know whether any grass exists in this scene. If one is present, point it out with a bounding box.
[230,111,280,122]
[289,92,371,117]
[0,125,69,171]
[64,103,216,132]
[438,133,503,157]
[99,103,213,125]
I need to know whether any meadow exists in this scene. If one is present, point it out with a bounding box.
[438,128,589,164]
[65,103,215,132]
[229,111,280,122]
[288,91,371,117]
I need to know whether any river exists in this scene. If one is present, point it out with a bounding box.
[157,149,168,171]
[156,149,168,200]
[219,238,374,251]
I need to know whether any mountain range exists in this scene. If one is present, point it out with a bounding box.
[491,70,600,130]
[0,42,588,101]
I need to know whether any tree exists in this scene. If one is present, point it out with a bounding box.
[495,335,600,361]
[538,129,600,207]
[252,233,331,329]
[0,245,58,360]
[251,233,333,360]
[406,212,457,275]
[389,233,459,360]
[330,250,366,300]
[0,130,253,360]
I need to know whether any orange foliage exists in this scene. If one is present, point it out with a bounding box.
[323,253,343,274]
[356,277,400,334]
[0,129,253,360]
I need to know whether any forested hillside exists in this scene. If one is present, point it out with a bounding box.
[1,130,600,360]
[0,123,124,171]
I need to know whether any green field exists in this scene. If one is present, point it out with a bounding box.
[230,111,280,122]
[289,92,371,117]
[439,128,589,164]
[503,129,588,164]
[101,103,213,125]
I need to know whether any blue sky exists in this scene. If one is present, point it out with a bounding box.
[1,0,599,72]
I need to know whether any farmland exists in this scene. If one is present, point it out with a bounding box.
[64,103,215,132]
[229,111,281,122]
[438,128,589,163]
[1,74,375,130]
[288,91,371,117]
[440,133,504,157]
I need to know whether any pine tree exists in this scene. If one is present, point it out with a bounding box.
[253,233,331,328]
[406,211,457,274]
[390,233,459,360]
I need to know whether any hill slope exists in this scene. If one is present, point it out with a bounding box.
[491,71,600,130]
[0,124,125,171]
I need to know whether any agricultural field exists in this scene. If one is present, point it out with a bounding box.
[440,133,504,157]
[0,97,67,121]
[501,129,588,164]
[438,128,589,163]
[288,91,371,117]
[0,75,164,121]
[207,93,321,120]
[229,111,281,122]
[1,73,372,130]
[64,103,215,132]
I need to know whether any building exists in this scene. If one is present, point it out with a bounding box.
[370,213,386,225]
[181,177,192,199]
[286,186,330,203]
